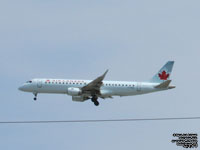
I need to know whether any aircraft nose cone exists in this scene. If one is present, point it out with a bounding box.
[18,86,24,91]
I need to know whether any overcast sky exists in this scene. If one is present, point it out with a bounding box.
[0,0,200,149]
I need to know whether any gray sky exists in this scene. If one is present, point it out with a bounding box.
[0,0,200,149]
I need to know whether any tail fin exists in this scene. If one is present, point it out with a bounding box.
[150,61,175,83]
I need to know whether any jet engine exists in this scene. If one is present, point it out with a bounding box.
[68,87,82,96]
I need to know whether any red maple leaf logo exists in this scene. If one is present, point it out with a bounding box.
[158,71,169,80]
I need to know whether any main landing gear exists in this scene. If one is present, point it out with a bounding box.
[33,93,37,101]
[91,95,99,106]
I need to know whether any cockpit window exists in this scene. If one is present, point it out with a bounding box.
[26,81,32,83]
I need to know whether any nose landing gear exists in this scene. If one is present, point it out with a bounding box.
[33,93,37,101]
[91,95,99,106]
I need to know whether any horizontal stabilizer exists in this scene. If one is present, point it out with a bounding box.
[155,80,171,88]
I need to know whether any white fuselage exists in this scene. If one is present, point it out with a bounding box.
[19,78,164,97]
[18,61,175,105]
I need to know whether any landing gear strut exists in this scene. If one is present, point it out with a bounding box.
[33,93,37,101]
[94,101,99,106]
[91,95,99,106]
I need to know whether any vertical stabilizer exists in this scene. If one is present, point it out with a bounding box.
[150,61,174,83]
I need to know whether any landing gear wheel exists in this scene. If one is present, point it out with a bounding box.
[94,101,99,106]
[33,93,38,101]
[91,95,99,106]
[91,96,97,102]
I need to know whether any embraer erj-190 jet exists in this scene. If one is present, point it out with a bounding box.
[19,61,175,106]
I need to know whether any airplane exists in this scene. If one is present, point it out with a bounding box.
[18,61,175,106]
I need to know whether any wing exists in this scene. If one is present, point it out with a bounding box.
[81,70,108,96]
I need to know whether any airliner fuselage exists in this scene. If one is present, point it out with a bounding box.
[19,61,175,106]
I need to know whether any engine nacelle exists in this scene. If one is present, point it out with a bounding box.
[68,87,82,96]
[72,96,86,102]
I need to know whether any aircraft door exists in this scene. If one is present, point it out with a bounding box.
[37,80,43,88]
